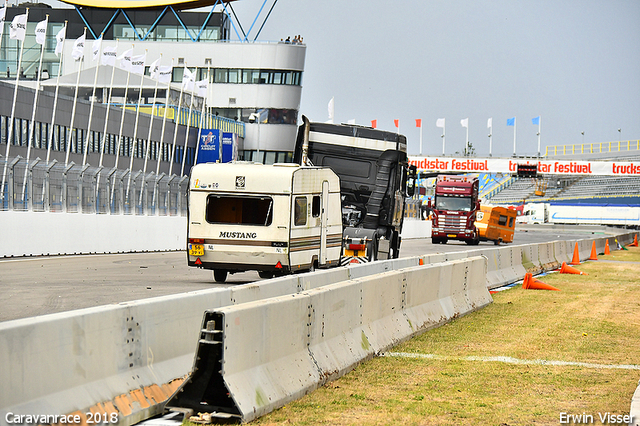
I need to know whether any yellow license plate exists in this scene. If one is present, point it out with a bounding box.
[344,249,364,257]
[447,234,457,238]
[188,244,204,256]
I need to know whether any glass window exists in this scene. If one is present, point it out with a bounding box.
[508,217,514,228]
[312,195,320,217]
[206,195,273,226]
[294,196,307,226]
[435,196,472,212]
[228,69,239,83]
[498,215,508,226]
[215,69,228,83]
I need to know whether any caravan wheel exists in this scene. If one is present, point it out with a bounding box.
[213,269,228,283]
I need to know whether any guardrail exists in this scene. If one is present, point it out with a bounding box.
[545,140,640,157]
[0,231,636,425]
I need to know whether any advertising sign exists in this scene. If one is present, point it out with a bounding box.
[222,132,237,163]
[196,129,219,164]
[409,156,640,176]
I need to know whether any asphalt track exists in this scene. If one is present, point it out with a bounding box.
[0,224,615,322]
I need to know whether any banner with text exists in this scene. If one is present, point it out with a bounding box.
[408,156,640,176]
[196,129,220,164]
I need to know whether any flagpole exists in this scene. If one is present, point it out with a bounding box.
[46,20,66,165]
[126,49,147,205]
[140,54,162,207]
[180,82,197,176]
[2,7,29,201]
[488,118,493,157]
[442,124,446,155]
[82,32,103,167]
[466,125,469,155]
[169,63,187,177]
[21,15,48,202]
[0,0,8,54]
[110,43,134,207]
[194,65,210,166]
[537,117,541,157]
[419,122,423,156]
[157,58,173,178]
[513,116,517,156]
[99,40,119,169]
[152,58,173,213]
[65,27,87,167]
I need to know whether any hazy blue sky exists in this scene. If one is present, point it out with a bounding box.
[231,0,640,157]
[44,0,640,157]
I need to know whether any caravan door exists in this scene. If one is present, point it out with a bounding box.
[320,180,329,265]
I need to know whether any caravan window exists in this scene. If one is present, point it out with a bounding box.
[294,196,307,226]
[312,195,321,217]
[206,195,273,226]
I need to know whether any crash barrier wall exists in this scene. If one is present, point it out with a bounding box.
[1,211,187,257]
[0,230,637,425]
[166,257,492,422]
[0,212,426,259]
[0,257,432,425]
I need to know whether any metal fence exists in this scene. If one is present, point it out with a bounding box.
[0,156,188,215]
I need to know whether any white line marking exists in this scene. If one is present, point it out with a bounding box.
[382,352,640,370]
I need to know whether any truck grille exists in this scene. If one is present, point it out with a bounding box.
[441,214,466,231]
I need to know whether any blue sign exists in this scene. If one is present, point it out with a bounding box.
[197,129,220,164]
[222,132,236,163]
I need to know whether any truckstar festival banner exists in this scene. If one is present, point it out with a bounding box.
[408,156,640,176]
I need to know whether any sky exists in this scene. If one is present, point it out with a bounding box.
[229,0,640,157]
[42,0,640,157]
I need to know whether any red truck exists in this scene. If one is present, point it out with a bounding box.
[429,175,480,245]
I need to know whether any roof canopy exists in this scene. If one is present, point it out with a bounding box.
[61,0,238,10]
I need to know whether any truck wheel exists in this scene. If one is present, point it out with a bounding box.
[258,271,274,279]
[213,269,228,283]
[431,238,440,244]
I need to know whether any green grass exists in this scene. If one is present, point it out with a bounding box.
[201,247,640,425]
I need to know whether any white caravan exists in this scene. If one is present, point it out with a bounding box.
[187,162,343,282]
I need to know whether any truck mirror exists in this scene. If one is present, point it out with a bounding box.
[406,165,417,197]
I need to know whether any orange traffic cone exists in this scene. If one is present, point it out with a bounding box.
[588,241,598,261]
[526,277,561,291]
[559,261,587,275]
[522,272,532,289]
[631,234,639,247]
[570,242,581,265]
[604,240,610,255]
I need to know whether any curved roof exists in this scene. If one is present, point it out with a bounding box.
[60,0,237,10]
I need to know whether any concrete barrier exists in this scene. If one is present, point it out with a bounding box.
[0,211,187,257]
[167,256,491,422]
[2,230,637,425]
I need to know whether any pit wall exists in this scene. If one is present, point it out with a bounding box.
[0,231,636,425]
[0,211,186,257]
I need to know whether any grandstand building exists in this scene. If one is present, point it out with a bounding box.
[0,1,305,175]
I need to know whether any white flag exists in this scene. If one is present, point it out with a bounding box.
[72,33,85,60]
[149,57,160,79]
[54,26,65,56]
[196,79,208,97]
[328,97,334,122]
[182,66,195,91]
[487,117,493,128]
[130,53,146,75]
[156,65,172,84]
[9,13,27,41]
[34,19,47,45]
[92,37,102,62]
[436,118,445,128]
[101,45,116,66]
[118,48,133,72]
[460,118,468,128]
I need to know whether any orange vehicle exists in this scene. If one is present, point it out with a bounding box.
[475,205,516,245]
